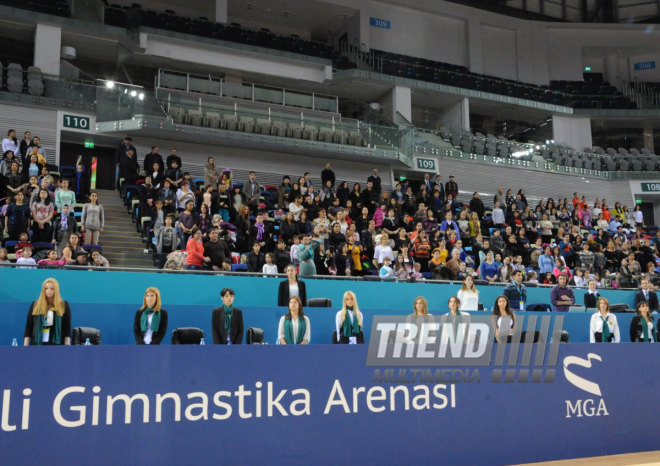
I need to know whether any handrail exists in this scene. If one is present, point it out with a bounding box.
[156,68,339,114]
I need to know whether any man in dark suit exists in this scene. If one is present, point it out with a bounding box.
[321,162,335,188]
[211,288,244,344]
[115,136,137,190]
[367,168,381,196]
[143,145,164,173]
[634,277,659,312]
[432,174,445,203]
[445,175,458,200]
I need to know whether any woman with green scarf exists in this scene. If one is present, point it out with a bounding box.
[278,296,310,345]
[134,287,168,345]
[334,291,364,344]
[212,288,244,344]
[589,298,620,343]
[441,296,471,344]
[629,301,656,342]
[24,278,71,345]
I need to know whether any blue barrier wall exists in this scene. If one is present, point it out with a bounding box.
[0,269,642,345]
[0,344,658,465]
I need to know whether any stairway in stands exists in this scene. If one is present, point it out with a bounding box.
[96,189,153,268]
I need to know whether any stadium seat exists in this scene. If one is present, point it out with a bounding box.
[247,327,264,344]
[72,327,101,345]
[171,327,205,344]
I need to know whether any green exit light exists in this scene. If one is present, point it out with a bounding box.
[636,199,642,204]
[399,176,407,182]
[84,141,94,149]
[584,66,591,71]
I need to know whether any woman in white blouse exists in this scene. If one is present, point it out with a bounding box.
[278,296,310,345]
[373,234,394,268]
[457,275,479,311]
[589,297,620,343]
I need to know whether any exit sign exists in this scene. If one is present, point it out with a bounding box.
[416,158,436,171]
[84,141,95,149]
[63,114,90,130]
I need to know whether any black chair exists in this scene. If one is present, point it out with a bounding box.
[306,298,332,307]
[520,330,543,343]
[246,327,264,344]
[559,330,570,342]
[171,327,204,344]
[525,303,552,312]
[331,330,364,344]
[610,304,632,313]
[72,327,101,345]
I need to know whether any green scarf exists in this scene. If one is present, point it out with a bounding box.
[140,307,160,333]
[34,309,62,345]
[600,314,611,343]
[342,307,360,338]
[284,316,307,344]
[223,305,234,334]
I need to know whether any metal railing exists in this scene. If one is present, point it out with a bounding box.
[156,69,339,113]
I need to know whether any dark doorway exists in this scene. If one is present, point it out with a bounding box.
[60,143,117,190]
[640,201,655,226]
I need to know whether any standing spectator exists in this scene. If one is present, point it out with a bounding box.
[277,175,291,210]
[52,204,77,254]
[367,168,381,196]
[31,188,54,242]
[298,235,321,276]
[115,136,136,189]
[19,130,31,161]
[550,273,575,312]
[81,191,104,245]
[578,242,595,273]
[321,162,335,187]
[164,160,183,189]
[503,270,527,311]
[143,145,163,173]
[433,175,445,202]
[55,178,76,211]
[361,180,379,214]
[166,148,182,171]
[634,276,659,312]
[71,164,90,203]
[242,171,262,216]
[203,227,231,271]
[445,175,458,200]
[2,129,19,158]
[204,156,219,190]
[469,192,485,219]
[5,192,30,240]
[185,228,204,270]
[211,288,244,344]
[246,241,266,272]
[119,148,139,187]
[589,298,620,343]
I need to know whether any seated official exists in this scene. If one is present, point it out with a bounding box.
[24,277,71,345]
[133,287,168,345]
[277,264,307,306]
[212,288,244,344]
[278,296,311,345]
[589,298,620,343]
[629,301,656,343]
[335,290,364,344]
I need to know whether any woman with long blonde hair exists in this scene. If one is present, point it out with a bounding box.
[335,291,364,343]
[133,287,169,345]
[24,278,71,345]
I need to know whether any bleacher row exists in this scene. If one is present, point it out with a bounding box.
[103,4,356,70]
[0,0,70,17]
[435,127,660,172]
[167,106,369,147]
[373,49,637,110]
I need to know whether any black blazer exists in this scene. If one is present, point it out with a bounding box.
[24,301,72,345]
[212,307,244,344]
[634,290,659,312]
[133,309,168,345]
[583,292,601,309]
[629,315,657,342]
[277,280,307,307]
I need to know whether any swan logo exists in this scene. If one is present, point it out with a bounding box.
[563,353,609,418]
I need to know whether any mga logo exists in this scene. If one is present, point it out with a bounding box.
[563,353,609,418]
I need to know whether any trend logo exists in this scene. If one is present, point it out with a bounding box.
[562,354,602,397]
